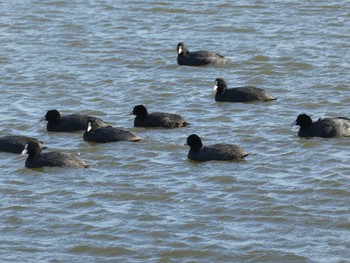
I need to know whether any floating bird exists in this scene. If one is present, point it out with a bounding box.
[214,78,276,102]
[177,42,229,66]
[294,114,350,138]
[22,141,89,168]
[43,109,108,132]
[132,105,188,128]
[0,135,45,154]
[185,134,250,162]
[83,120,141,143]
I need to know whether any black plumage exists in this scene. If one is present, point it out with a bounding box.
[44,109,108,132]
[83,120,141,143]
[22,141,89,168]
[132,105,188,128]
[177,42,228,66]
[185,134,250,162]
[0,135,45,154]
[294,114,350,138]
[214,78,276,102]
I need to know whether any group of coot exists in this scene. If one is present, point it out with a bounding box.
[176,44,350,136]
[1,103,190,168]
[2,43,349,168]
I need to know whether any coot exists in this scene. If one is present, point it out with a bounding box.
[43,109,108,132]
[294,114,350,138]
[177,42,229,66]
[214,78,276,102]
[22,141,89,168]
[185,134,250,162]
[83,120,141,143]
[132,105,188,128]
[0,135,45,154]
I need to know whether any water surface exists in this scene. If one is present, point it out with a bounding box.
[1,1,349,262]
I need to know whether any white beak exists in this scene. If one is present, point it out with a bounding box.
[178,46,182,54]
[21,144,29,155]
[87,122,92,132]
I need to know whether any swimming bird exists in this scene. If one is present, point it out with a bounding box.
[185,134,250,162]
[21,141,89,168]
[294,114,350,138]
[214,78,276,102]
[0,135,45,154]
[83,120,142,143]
[132,105,188,128]
[43,109,108,132]
[177,42,229,66]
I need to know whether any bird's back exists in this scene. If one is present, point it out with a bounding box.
[25,152,88,168]
[47,114,107,132]
[138,112,187,128]
[298,117,350,137]
[188,143,249,161]
[0,136,42,153]
[84,126,141,142]
[216,87,275,102]
[178,50,228,66]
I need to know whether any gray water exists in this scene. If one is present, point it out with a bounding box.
[1,1,350,262]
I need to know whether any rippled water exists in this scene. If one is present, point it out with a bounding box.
[1,1,350,262]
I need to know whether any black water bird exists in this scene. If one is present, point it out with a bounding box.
[214,78,276,102]
[83,120,142,143]
[43,109,108,132]
[22,141,89,168]
[294,114,350,138]
[177,42,229,66]
[132,105,188,128]
[185,134,250,162]
[0,135,45,154]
